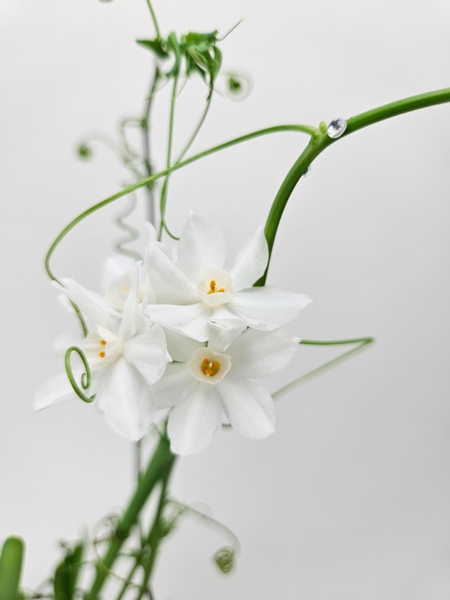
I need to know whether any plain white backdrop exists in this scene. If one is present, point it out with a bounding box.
[1,0,450,598]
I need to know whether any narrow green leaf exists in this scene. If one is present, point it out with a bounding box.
[0,537,25,600]
[136,39,169,59]
[54,542,84,600]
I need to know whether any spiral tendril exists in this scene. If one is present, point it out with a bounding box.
[65,346,96,403]
[113,191,142,261]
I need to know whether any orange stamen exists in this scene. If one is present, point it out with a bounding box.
[99,351,106,358]
[201,358,221,376]
[207,280,225,295]
[100,339,107,346]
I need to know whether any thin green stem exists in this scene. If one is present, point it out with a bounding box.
[256,87,450,286]
[145,0,161,38]
[142,66,161,225]
[114,559,141,600]
[85,433,176,600]
[176,91,213,163]
[136,477,170,599]
[158,72,179,241]
[272,337,374,400]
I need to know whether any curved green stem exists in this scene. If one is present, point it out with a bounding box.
[256,87,450,286]
[45,124,313,283]
[85,432,176,600]
[145,0,161,38]
[142,66,161,225]
[176,91,213,164]
[272,337,374,400]
[158,72,179,241]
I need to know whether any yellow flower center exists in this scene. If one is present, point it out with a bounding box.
[201,358,221,376]
[207,280,225,295]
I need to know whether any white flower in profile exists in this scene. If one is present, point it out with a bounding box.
[102,223,161,310]
[35,267,170,441]
[147,212,311,341]
[151,323,300,456]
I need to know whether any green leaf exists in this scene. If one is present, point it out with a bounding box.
[54,542,84,600]
[166,32,182,78]
[136,39,169,59]
[0,537,25,600]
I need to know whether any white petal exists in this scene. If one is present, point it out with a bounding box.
[176,213,227,283]
[227,327,299,379]
[149,244,198,304]
[119,265,140,341]
[218,373,275,439]
[148,303,212,342]
[151,363,197,409]
[228,286,312,330]
[168,381,223,455]
[101,255,137,290]
[96,359,155,441]
[59,279,118,331]
[163,328,204,362]
[123,324,169,386]
[207,321,245,353]
[34,372,77,410]
[229,226,268,291]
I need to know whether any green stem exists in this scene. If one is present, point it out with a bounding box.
[114,559,141,600]
[158,72,179,241]
[176,91,213,163]
[142,66,161,225]
[145,0,161,38]
[256,87,450,286]
[136,476,171,599]
[85,433,176,600]
[272,337,374,400]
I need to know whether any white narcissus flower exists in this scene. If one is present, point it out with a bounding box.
[35,267,170,441]
[151,324,300,456]
[146,212,311,342]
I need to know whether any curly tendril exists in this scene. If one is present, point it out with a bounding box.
[223,71,253,101]
[64,346,96,403]
[113,191,142,261]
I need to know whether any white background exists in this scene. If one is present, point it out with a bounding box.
[1,0,450,598]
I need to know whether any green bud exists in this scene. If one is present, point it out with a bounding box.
[77,144,92,160]
[213,546,235,574]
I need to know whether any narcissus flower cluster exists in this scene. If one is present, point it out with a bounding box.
[35,213,311,455]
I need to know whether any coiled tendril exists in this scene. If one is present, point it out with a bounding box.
[65,346,96,403]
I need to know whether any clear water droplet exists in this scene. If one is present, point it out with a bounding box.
[300,166,311,179]
[326,118,347,139]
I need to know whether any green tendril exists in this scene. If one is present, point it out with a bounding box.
[64,346,96,404]
[46,124,314,285]
[272,337,374,400]
[113,192,142,261]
